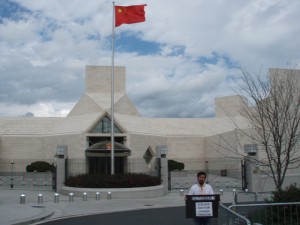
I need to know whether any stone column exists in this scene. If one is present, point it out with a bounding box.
[156,145,169,194]
[55,146,68,193]
[245,156,260,192]
[55,158,65,192]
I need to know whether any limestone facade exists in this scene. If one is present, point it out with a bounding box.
[0,66,299,192]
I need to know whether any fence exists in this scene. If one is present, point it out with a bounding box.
[0,159,56,190]
[169,170,243,191]
[218,203,251,225]
[0,172,55,190]
[235,191,273,203]
[229,202,300,225]
[0,157,242,191]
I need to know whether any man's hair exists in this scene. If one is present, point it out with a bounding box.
[197,171,206,178]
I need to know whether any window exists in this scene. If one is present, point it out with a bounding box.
[56,145,67,157]
[91,116,122,133]
[244,144,257,156]
[143,147,154,165]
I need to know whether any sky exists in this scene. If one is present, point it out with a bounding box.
[0,0,300,118]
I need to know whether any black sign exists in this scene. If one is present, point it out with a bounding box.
[185,195,220,218]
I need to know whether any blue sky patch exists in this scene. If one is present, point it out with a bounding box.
[115,32,160,55]
[0,0,30,23]
[197,52,240,69]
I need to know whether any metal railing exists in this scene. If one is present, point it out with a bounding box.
[219,203,251,225]
[0,172,55,190]
[229,202,300,225]
[235,191,273,203]
[169,170,243,191]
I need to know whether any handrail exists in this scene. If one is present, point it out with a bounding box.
[229,201,300,210]
[219,203,252,225]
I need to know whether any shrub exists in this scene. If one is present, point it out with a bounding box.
[26,161,55,172]
[168,159,184,171]
[271,183,300,202]
[250,184,300,225]
[64,173,161,188]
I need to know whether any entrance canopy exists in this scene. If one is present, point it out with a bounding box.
[85,141,131,157]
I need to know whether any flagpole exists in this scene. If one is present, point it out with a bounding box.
[111,1,115,175]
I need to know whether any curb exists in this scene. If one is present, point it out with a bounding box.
[11,207,54,225]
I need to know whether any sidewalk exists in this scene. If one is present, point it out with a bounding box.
[0,188,235,225]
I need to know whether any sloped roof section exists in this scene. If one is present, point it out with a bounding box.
[67,94,104,117]
[114,113,162,135]
[0,113,101,136]
[146,116,251,136]
[48,113,101,135]
[114,95,141,117]
[0,117,62,135]
[85,92,124,111]
[113,114,251,137]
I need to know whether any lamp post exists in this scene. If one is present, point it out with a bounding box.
[10,160,14,189]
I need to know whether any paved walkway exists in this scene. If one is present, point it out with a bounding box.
[0,188,235,225]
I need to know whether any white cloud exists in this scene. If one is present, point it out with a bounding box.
[0,102,72,117]
[1,0,300,118]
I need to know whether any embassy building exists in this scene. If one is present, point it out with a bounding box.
[0,66,299,192]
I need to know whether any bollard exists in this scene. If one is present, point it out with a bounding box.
[20,194,26,204]
[233,189,237,204]
[69,193,74,202]
[54,193,59,203]
[38,193,43,204]
[107,192,112,200]
[220,189,223,196]
[180,190,184,196]
[96,192,100,200]
[255,192,258,202]
[83,192,87,201]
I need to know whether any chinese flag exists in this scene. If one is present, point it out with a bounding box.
[115,4,147,27]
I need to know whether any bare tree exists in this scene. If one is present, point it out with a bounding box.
[239,67,300,191]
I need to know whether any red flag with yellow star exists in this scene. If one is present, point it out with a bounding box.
[115,4,147,27]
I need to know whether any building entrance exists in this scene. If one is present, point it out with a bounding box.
[85,141,131,175]
[88,157,125,174]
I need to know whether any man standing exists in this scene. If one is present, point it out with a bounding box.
[188,171,214,225]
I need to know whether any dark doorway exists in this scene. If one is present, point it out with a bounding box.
[88,157,125,174]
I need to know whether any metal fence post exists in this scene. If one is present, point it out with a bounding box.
[52,165,57,192]
[233,189,237,204]
[10,160,14,189]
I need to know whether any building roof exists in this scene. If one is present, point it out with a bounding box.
[115,114,250,137]
[0,66,251,138]
[0,113,251,137]
[0,113,100,135]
